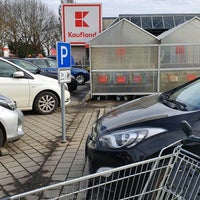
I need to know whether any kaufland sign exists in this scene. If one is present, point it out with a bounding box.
[62,4,102,46]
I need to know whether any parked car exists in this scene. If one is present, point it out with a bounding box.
[25,57,90,85]
[0,57,70,115]
[0,94,24,147]
[86,77,200,174]
[5,58,78,92]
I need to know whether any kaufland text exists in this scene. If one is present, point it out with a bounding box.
[68,32,97,38]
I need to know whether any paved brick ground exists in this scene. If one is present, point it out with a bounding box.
[0,87,120,199]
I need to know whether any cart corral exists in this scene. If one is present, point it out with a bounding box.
[89,17,200,98]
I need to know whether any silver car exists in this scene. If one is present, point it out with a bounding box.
[0,94,24,147]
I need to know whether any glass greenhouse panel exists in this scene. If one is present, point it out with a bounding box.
[160,45,200,68]
[92,71,158,94]
[91,46,158,70]
[142,17,153,29]
[153,17,164,29]
[160,70,200,92]
[174,16,185,26]
[163,16,175,29]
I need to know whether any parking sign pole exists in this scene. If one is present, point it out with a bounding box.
[57,41,71,143]
[61,83,66,142]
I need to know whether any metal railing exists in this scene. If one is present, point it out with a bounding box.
[10,146,200,200]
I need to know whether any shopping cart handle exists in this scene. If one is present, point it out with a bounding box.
[181,120,193,136]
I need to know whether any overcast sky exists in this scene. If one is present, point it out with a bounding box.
[42,0,200,17]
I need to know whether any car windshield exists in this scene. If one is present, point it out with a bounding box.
[11,59,39,73]
[160,78,200,111]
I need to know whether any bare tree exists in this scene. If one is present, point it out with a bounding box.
[0,0,9,56]
[2,0,61,57]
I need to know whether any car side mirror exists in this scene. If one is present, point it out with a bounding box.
[13,71,24,78]
[181,120,193,136]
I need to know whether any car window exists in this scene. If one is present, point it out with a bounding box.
[47,59,57,68]
[0,60,17,77]
[11,60,38,73]
[31,59,48,68]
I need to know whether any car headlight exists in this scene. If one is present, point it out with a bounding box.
[0,99,17,110]
[99,128,166,149]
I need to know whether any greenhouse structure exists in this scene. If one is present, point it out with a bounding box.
[89,16,200,98]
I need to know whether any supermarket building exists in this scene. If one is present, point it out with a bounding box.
[62,5,200,97]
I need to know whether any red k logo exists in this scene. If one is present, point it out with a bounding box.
[75,11,89,27]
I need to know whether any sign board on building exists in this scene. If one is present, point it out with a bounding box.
[62,3,102,46]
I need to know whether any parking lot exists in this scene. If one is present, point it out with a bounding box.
[0,83,121,199]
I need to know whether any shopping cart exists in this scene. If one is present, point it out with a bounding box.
[10,121,200,200]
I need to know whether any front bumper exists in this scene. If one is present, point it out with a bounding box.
[2,108,24,142]
[85,135,148,174]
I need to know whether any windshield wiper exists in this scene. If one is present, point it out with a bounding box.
[159,94,187,110]
[166,99,187,110]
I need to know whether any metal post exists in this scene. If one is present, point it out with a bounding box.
[61,83,66,142]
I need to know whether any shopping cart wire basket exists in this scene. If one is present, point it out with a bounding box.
[10,121,200,200]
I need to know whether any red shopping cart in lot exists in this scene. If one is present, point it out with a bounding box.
[10,121,200,200]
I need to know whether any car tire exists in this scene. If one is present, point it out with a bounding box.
[33,91,59,115]
[75,73,86,85]
[0,127,5,147]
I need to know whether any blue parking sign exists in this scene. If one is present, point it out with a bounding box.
[57,42,71,68]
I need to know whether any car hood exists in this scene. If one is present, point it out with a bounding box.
[96,94,185,133]
[35,74,59,83]
[0,94,17,110]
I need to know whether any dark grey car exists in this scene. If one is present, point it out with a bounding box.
[86,77,200,174]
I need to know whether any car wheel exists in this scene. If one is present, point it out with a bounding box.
[76,73,86,85]
[0,127,5,147]
[33,91,59,115]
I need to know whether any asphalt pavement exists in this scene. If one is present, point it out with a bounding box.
[0,83,121,199]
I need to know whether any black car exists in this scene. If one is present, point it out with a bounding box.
[86,77,200,174]
[5,58,78,92]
